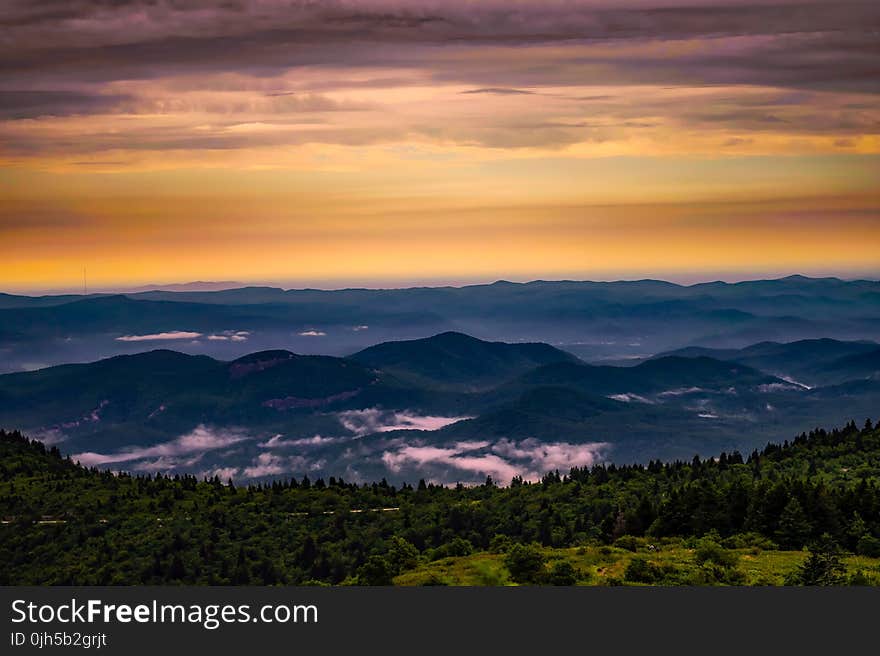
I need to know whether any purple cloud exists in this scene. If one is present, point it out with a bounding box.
[381,437,609,484]
[337,408,471,436]
[72,424,251,466]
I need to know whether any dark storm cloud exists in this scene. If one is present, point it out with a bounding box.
[0,1,877,94]
[0,90,132,119]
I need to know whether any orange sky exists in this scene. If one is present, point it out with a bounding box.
[2,1,878,291]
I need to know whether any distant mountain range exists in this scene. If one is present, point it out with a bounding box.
[1,275,878,374]
[656,339,880,387]
[1,331,877,484]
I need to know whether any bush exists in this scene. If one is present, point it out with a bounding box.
[848,570,872,586]
[855,534,880,558]
[432,537,473,560]
[688,565,746,586]
[722,532,777,551]
[504,543,546,584]
[358,555,393,586]
[547,560,579,586]
[386,536,419,574]
[614,535,641,552]
[489,534,513,554]
[694,537,739,569]
[624,557,663,584]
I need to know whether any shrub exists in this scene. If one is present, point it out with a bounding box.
[489,534,513,554]
[358,555,393,586]
[722,532,778,551]
[504,543,546,584]
[432,537,473,560]
[848,570,871,586]
[386,536,419,574]
[614,535,641,552]
[855,534,880,558]
[694,537,739,569]
[547,560,579,586]
[624,557,663,584]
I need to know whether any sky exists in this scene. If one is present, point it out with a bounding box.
[1,0,878,292]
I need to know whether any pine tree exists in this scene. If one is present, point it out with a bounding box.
[775,498,812,549]
[787,535,847,586]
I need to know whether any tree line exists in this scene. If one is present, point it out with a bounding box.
[1,419,879,585]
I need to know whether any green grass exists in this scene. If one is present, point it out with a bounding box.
[394,541,880,586]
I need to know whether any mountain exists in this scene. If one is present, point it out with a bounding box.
[1,328,878,481]
[111,281,246,293]
[1,275,878,374]
[516,356,780,397]
[821,348,880,383]
[0,348,386,452]
[351,331,579,390]
[441,385,627,441]
[657,338,879,387]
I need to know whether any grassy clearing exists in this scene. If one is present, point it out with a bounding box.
[394,539,880,586]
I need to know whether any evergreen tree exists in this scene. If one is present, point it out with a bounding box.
[787,535,847,586]
[775,498,812,549]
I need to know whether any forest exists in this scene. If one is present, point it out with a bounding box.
[2,419,879,586]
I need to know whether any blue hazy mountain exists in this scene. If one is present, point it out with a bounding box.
[1,275,878,374]
[1,329,878,483]
[657,338,880,386]
[351,331,579,390]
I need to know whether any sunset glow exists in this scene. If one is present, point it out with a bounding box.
[2,1,878,291]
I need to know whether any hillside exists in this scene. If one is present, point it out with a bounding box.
[513,355,782,397]
[1,330,879,482]
[658,339,880,386]
[1,420,879,585]
[351,331,578,390]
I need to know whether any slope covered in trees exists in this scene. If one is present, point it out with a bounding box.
[1,420,879,585]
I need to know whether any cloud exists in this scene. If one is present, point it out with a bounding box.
[206,330,250,341]
[657,387,705,397]
[2,2,874,95]
[258,434,349,448]
[129,455,205,473]
[72,424,251,467]
[607,393,654,404]
[242,452,290,478]
[453,440,491,450]
[491,438,608,473]
[201,466,240,481]
[241,452,322,479]
[460,88,535,96]
[116,331,202,341]
[383,446,522,483]
[0,90,132,119]
[337,408,470,436]
[756,382,805,393]
[30,428,67,446]
[298,330,327,336]
[381,437,608,484]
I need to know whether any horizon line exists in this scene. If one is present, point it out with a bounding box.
[4,271,880,297]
